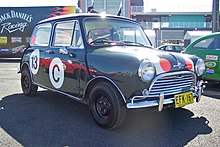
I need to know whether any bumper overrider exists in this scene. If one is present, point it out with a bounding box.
[126,72,206,111]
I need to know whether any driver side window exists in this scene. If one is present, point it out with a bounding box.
[52,21,84,49]
[53,21,74,46]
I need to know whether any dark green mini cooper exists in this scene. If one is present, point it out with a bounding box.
[19,13,206,129]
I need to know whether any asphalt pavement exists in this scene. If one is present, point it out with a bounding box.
[0,60,219,147]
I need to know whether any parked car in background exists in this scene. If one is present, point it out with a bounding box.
[19,13,206,129]
[156,44,184,53]
[183,32,220,82]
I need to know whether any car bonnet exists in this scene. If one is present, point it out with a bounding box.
[97,46,195,75]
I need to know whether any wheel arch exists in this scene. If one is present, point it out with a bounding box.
[20,62,38,96]
[20,62,35,82]
[20,62,30,72]
[83,76,126,104]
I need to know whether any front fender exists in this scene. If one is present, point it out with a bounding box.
[86,51,150,100]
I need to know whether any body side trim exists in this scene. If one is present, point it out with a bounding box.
[33,82,83,101]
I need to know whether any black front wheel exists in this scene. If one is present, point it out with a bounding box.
[89,82,127,129]
[21,68,38,96]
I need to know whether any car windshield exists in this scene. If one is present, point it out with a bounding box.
[84,17,152,47]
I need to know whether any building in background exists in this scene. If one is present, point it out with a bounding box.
[130,0,143,6]
[78,0,214,47]
[130,0,144,14]
[131,11,213,47]
[130,0,215,46]
[130,0,214,47]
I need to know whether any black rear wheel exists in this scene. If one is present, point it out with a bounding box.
[21,68,38,96]
[89,82,127,129]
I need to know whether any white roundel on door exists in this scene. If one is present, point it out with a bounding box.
[49,58,64,89]
[29,49,40,75]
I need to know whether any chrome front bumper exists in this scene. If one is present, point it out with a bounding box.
[126,80,206,111]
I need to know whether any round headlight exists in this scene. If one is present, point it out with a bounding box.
[195,59,205,76]
[138,60,155,82]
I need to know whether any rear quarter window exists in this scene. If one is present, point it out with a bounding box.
[31,23,52,46]
[193,36,220,50]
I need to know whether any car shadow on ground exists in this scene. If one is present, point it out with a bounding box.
[0,91,212,147]
[203,82,220,99]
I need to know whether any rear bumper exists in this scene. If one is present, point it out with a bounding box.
[126,80,205,111]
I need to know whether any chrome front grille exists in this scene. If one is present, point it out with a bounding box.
[148,71,196,98]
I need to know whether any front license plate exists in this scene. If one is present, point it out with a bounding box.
[174,92,194,108]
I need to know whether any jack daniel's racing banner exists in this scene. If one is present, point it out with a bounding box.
[0,6,75,58]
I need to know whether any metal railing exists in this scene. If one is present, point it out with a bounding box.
[131,6,211,13]
[131,6,144,13]
[140,22,212,29]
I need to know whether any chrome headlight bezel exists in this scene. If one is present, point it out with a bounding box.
[195,59,205,76]
[138,60,156,82]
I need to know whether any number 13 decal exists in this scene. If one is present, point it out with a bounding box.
[30,49,40,75]
[31,55,38,70]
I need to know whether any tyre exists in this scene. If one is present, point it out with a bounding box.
[21,68,38,96]
[89,82,127,129]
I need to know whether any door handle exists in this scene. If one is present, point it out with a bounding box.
[59,48,68,55]
[69,53,76,58]
[46,50,54,54]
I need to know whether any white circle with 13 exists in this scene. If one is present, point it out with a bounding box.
[29,49,40,75]
[49,57,64,89]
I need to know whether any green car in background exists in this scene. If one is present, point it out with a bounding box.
[184,32,220,82]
